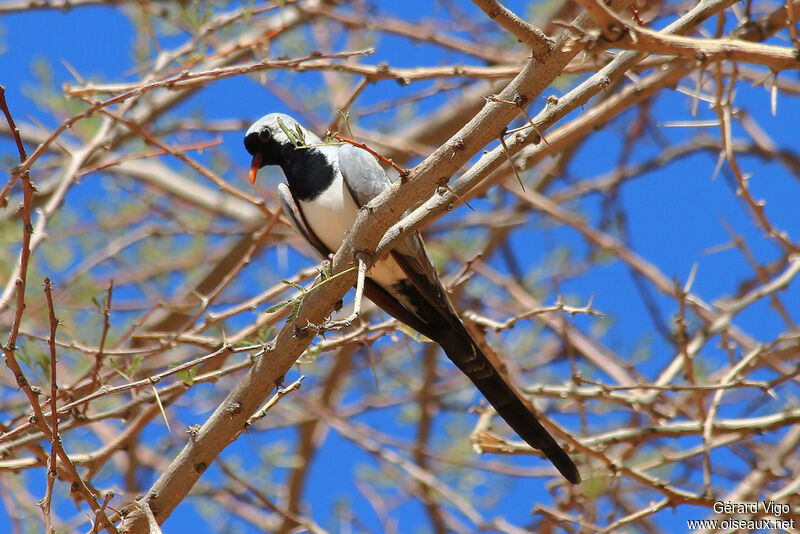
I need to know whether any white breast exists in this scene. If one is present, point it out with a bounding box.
[298,172,359,253]
[298,172,407,289]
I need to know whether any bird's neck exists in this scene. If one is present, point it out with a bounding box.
[279,145,335,202]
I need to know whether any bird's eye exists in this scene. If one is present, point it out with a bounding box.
[258,129,271,141]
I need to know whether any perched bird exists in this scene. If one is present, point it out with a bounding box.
[244,113,580,484]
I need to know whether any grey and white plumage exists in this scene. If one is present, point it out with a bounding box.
[244,113,580,484]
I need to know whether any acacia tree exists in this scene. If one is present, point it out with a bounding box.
[1,0,799,532]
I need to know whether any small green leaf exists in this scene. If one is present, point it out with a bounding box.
[264,297,297,314]
[320,262,332,279]
[258,326,275,344]
[281,279,305,292]
[238,325,275,347]
[108,358,130,381]
[128,355,144,375]
[294,123,306,145]
[398,324,431,343]
[277,117,305,148]
[337,109,353,137]
[175,365,198,386]
[287,300,302,323]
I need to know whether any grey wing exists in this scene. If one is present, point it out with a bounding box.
[337,144,449,309]
[277,183,331,259]
[337,144,393,206]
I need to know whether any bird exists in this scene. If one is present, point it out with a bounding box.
[244,113,580,484]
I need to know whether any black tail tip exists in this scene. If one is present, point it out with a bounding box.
[546,447,581,484]
[558,459,581,485]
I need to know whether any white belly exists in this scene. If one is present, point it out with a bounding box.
[298,174,407,289]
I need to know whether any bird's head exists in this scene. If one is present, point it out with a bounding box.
[244,113,321,184]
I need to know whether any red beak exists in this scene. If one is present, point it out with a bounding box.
[249,153,263,184]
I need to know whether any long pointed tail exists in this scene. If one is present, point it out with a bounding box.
[436,326,580,484]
